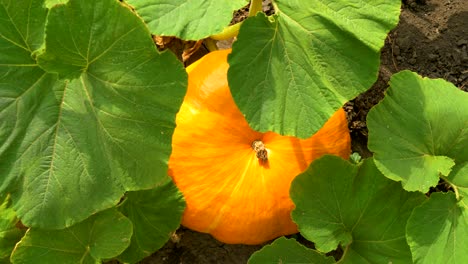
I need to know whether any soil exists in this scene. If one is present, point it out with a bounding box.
[348,0,468,158]
[140,0,468,263]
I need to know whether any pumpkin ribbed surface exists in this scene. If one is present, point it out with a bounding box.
[168,49,351,244]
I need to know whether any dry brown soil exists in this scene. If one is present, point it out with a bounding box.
[139,0,468,263]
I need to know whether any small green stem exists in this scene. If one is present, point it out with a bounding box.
[248,0,263,17]
[211,21,243,40]
[440,175,460,200]
[452,184,460,201]
[210,0,264,40]
[204,38,218,52]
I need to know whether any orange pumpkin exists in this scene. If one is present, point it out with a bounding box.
[168,49,351,244]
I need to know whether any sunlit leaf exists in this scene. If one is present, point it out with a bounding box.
[291,156,425,263]
[1,0,187,229]
[117,179,185,263]
[228,0,401,138]
[248,237,334,264]
[368,70,468,192]
[126,0,247,40]
[406,192,467,264]
[10,209,132,264]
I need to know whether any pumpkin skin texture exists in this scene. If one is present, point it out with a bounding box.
[168,49,351,245]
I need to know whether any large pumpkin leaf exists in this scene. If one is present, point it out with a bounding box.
[0,0,51,218]
[0,0,187,229]
[0,0,46,55]
[248,237,334,264]
[367,70,468,193]
[126,0,247,40]
[228,0,401,138]
[406,192,467,264]
[10,209,132,264]
[291,156,426,263]
[0,195,25,263]
[117,178,185,263]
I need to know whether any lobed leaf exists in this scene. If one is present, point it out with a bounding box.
[117,178,185,263]
[1,0,187,229]
[0,0,50,218]
[10,209,133,264]
[368,70,468,192]
[247,237,334,264]
[0,0,47,55]
[228,0,401,138]
[126,0,247,40]
[406,192,467,264]
[291,156,426,263]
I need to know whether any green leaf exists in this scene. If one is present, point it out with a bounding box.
[117,178,185,263]
[367,70,468,192]
[291,156,426,263]
[228,0,401,138]
[406,192,467,264]
[0,0,52,219]
[0,0,46,105]
[0,0,47,57]
[126,0,247,40]
[450,161,468,188]
[1,0,187,229]
[10,209,132,264]
[460,187,468,202]
[0,196,25,263]
[247,237,334,264]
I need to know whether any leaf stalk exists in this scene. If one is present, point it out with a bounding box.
[210,0,264,40]
[441,175,460,201]
[248,0,263,17]
[204,38,218,51]
[210,21,243,40]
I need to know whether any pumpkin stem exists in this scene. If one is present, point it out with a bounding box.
[252,140,268,162]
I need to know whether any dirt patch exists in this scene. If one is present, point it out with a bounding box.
[141,0,468,263]
[140,228,263,264]
[349,0,467,157]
